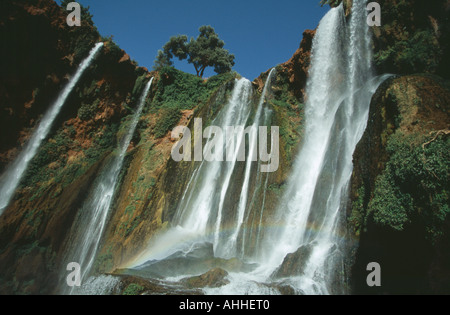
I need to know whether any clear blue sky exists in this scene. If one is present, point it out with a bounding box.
[75,0,329,80]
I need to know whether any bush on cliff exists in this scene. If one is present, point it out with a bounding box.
[367,132,449,243]
[154,66,235,111]
[375,30,441,75]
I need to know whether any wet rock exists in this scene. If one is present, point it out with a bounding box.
[271,244,314,279]
[113,274,203,295]
[181,268,230,289]
[276,284,297,295]
[116,242,258,280]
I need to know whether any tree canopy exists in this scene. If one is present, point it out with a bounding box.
[154,26,235,77]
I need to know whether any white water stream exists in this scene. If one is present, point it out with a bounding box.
[63,77,153,294]
[0,43,104,215]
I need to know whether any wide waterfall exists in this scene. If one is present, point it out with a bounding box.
[256,0,389,294]
[100,0,390,295]
[61,77,153,294]
[0,42,104,215]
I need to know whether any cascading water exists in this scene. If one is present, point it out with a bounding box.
[220,68,276,259]
[256,0,390,294]
[118,0,389,295]
[130,70,276,269]
[0,43,104,215]
[183,78,254,258]
[62,77,153,294]
[204,0,391,295]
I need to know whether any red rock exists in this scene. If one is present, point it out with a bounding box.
[119,53,131,63]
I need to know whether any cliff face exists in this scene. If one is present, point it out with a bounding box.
[340,0,450,294]
[0,0,149,294]
[320,0,450,294]
[348,75,450,294]
[0,0,93,170]
[371,0,450,78]
[254,29,315,103]
[328,0,450,78]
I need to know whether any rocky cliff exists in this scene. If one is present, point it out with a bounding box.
[324,0,450,295]
[0,0,150,294]
[348,74,450,294]
[343,0,450,294]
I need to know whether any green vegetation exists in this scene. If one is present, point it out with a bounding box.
[22,129,71,186]
[154,25,235,77]
[122,283,145,295]
[154,67,234,110]
[268,67,305,163]
[350,186,366,236]
[22,122,118,192]
[93,246,114,274]
[84,123,118,164]
[131,74,148,100]
[151,67,236,138]
[365,132,449,243]
[267,183,286,195]
[78,99,100,121]
[375,29,441,75]
[153,109,182,139]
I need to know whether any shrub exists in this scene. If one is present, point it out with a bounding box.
[153,109,182,139]
[131,74,148,99]
[122,283,145,295]
[78,100,100,121]
[374,28,441,75]
[154,67,235,111]
[367,132,449,243]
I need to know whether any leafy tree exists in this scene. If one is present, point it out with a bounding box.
[155,26,235,77]
[153,50,173,71]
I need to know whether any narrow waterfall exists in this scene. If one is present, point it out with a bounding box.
[258,0,388,294]
[130,71,275,268]
[0,43,104,215]
[62,77,153,294]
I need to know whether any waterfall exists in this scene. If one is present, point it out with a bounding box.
[258,0,389,294]
[220,68,276,258]
[0,42,104,215]
[109,0,388,296]
[183,78,254,257]
[130,71,275,267]
[62,77,153,294]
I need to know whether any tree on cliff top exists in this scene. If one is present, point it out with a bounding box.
[154,26,235,78]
